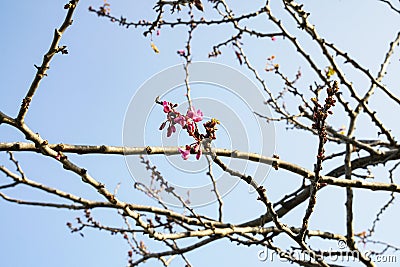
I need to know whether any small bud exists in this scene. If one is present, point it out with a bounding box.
[159,121,166,130]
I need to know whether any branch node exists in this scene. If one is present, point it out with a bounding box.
[100,145,107,152]
[55,143,65,151]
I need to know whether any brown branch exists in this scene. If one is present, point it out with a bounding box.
[182,9,196,109]
[367,162,399,237]
[0,165,113,207]
[89,3,268,29]
[0,191,88,209]
[378,0,400,14]
[299,82,339,240]
[205,155,224,222]
[354,31,400,117]
[1,141,400,193]
[16,0,79,123]
[129,236,220,266]
[283,0,397,145]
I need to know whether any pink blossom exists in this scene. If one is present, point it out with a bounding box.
[186,118,195,134]
[174,115,186,127]
[163,101,172,113]
[178,145,191,160]
[271,36,276,41]
[187,106,203,122]
[167,124,176,137]
[193,143,202,160]
[156,29,160,36]
[196,148,202,160]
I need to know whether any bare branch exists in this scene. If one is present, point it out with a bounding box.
[16,1,80,123]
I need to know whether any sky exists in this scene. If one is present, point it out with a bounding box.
[1,0,399,266]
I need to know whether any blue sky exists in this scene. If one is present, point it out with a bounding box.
[1,0,399,266]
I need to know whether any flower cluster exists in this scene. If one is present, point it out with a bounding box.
[159,100,219,160]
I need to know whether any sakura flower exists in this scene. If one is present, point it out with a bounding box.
[167,124,176,137]
[174,115,186,127]
[187,106,203,122]
[163,101,172,113]
[178,145,191,160]
[271,36,276,41]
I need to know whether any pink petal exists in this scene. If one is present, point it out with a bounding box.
[163,101,171,113]
[187,110,194,119]
[195,109,203,122]
[187,106,203,122]
[178,147,190,160]
[186,120,195,134]
[174,115,186,127]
